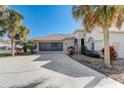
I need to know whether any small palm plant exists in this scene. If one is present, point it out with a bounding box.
[73,5,124,68]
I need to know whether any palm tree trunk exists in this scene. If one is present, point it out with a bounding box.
[103,28,112,68]
[11,38,15,56]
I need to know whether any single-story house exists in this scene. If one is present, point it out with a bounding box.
[34,34,75,53]
[33,27,124,58]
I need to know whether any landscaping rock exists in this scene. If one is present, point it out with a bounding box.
[71,54,124,85]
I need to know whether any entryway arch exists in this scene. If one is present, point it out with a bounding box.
[88,37,94,50]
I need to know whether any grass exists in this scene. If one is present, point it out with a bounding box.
[0,50,36,57]
[0,50,11,57]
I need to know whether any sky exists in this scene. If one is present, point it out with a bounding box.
[10,5,82,38]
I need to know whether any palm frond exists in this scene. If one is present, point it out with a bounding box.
[73,5,124,32]
[19,25,29,40]
[72,5,84,21]
[0,29,6,37]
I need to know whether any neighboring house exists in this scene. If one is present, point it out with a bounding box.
[33,28,124,58]
[0,39,11,50]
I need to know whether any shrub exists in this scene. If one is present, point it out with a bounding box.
[15,40,36,54]
[101,46,117,64]
[15,47,22,54]
[85,49,101,58]
[23,43,28,53]
[27,44,36,54]
[67,46,75,55]
[82,46,101,58]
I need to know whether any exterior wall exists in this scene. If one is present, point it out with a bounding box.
[85,30,103,51]
[63,39,74,53]
[34,30,124,58]
[85,30,124,58]
[109,33,124,58]
[94,40,103,51]
[73,31,85,53]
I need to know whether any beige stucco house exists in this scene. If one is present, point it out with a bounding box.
[34,34,75,53]
[85,27,124,58]
[34,27,124,58]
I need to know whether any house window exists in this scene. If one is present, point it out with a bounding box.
[88,37,94,50]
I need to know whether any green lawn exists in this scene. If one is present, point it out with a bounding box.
[0,50,35,57]
[0,50,11,57]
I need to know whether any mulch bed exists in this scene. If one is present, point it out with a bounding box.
[71,54,124,84]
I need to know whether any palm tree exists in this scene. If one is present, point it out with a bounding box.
[73,5,124,68]
[5,9,24,56]
[0,9,29,56]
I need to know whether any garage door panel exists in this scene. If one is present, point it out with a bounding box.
[39,43,51,51]
[39,42,63,51]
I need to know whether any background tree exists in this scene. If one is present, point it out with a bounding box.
[0,5,8,37]
[15,26,30,54]
[73,5,124,68]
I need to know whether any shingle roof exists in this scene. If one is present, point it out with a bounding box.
[34,34,74,41]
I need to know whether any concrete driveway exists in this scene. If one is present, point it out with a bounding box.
[0,52,124,88]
